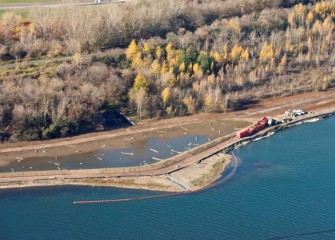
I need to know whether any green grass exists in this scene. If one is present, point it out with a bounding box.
[0,9,29,19]
[0,0,60,3]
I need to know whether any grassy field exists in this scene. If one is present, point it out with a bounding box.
[0,9,29,19]
[0,0,60,3]
[0,0,64,19]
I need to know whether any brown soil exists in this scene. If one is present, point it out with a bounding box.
[2,88,335,154]
[170,152,231,188]
[1,89,335,191]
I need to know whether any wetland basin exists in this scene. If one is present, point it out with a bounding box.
[0,135,208,172]
[0,119,247,173]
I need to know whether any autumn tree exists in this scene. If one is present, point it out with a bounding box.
[133,73,149,91]
[161,87,170,106]
[126,39,139,60]
[259,42,275,63]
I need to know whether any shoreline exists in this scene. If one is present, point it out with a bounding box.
[1,108,334,192]
[0,118,248,166]
[2,88,335,157]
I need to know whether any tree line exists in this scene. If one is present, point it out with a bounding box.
[0,0,334,141]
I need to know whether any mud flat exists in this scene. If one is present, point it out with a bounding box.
[0,119,248,169]
[0,153,232,192]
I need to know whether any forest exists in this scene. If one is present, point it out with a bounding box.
[0,0,335,141]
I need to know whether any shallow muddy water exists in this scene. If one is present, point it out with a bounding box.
[0,134,209,172]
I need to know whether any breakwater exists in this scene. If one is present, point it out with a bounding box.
[0,109,334,191]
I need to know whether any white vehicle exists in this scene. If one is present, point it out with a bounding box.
[95,0,112,3]
[95,0,124,3]
[285,109,306,117]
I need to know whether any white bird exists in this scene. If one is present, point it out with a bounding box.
[149,148,159,153]
[121,152,134,156]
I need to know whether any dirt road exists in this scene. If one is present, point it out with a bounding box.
[1,89,335,190]
[0,0,124,10]
[1,88,335,154]
[0,51,119,70]
[0,108,333,190]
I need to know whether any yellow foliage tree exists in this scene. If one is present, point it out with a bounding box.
[241,48,250,61]
[314,2,322,15]
[323,16,334,33]
[211,51,221,62]
[126,39,138,60]
[161,87,170,106]
[294,3,305,17]
[142,42,151,55]
[306,11,314,25]
[132,52,147,71]
[155,46,163,60]
[259,43,275,63]
[166,43,174,61]
[166,43,173,54]
[228,18,241,34]
[182,96,195,113]
[151,60,161,75]
[168,67,177,86]
[179,62,186,72]
[193,63,200,73]
[204,95,213,107]
[312,20,323,34]
[230,44,244,62]
[133,73,149,91]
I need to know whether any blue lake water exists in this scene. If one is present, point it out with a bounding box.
[0,116,334,240]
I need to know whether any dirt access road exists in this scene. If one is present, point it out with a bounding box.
[0,0,123,10]
[1,88,335,154]
[1,89,335,190]
[0,51,117,70]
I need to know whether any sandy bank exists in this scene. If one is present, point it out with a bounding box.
[1,88,335,192]
[1,108,334,192]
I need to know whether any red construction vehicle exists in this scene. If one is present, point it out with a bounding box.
[236,117,268,138]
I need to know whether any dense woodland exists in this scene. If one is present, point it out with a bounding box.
[0,0,335,141]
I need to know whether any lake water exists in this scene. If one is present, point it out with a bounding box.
[0,116,334,240]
